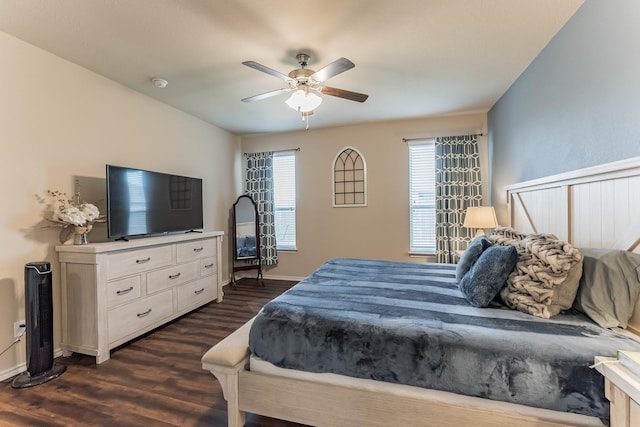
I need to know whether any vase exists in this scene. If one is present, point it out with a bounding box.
[74,225,92,245]
[74,232,88,245]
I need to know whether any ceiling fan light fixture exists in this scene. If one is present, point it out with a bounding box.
[285,89,322,113]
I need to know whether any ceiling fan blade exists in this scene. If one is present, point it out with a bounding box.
[320,86,368,103]
[242,88,290,103]
[242,61,292,81]
[310,58,355,83]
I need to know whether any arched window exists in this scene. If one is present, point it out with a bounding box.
[333,147,367,207]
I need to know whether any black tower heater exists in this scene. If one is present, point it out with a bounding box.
[12,262,66,388]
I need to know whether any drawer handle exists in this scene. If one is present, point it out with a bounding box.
[169,272,181,279]
[136,257,151,264]
[137,308,152,318]
[193,247,204,252]
[116,286,134,295]
[194,288,205,295]
[204,263,214,269]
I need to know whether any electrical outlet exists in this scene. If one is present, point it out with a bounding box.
[13,321,25,338]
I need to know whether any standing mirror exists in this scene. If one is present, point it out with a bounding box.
[231,195,263,286]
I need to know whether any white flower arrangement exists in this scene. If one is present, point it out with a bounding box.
[51,195,101,226]
[40,190,106,243]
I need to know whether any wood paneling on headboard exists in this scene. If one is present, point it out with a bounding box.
[505,156,640,250]
[505,156,640,333]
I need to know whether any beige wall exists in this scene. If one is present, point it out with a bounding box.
[0,31,239,377]
[0,29,487,378]
[241,113,488,279]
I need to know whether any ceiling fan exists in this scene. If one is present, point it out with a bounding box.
[241,53,368,119]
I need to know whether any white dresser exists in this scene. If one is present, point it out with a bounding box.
[56,231,224,363]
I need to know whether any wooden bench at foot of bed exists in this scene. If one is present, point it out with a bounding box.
[202,318,255,427]
[201,319,603,427]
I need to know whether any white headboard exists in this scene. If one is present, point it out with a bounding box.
[505,156,640,333]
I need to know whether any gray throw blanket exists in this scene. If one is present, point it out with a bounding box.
[249,258,640,420]
[490,227,584,318]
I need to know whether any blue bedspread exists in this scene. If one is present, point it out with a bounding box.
[249,258,640,419]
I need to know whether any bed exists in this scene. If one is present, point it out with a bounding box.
[203,156,640,427]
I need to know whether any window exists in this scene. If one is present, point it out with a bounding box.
[273,152,296,250]
[409,141,436,254]
[333,147,367,207]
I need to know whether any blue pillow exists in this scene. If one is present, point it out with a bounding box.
[455,236,493,282]
[458,245,518,307]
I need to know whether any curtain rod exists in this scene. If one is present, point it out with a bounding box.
[243,147,300,156]
[402,133,484,143]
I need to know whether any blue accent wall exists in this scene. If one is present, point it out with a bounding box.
[488,0,640,218]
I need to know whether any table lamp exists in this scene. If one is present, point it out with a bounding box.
[463,206,498,237]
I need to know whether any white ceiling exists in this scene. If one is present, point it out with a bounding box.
[0,0,583,136]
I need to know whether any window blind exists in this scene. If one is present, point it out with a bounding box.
[409,142,436,254]
[273,153,296,250]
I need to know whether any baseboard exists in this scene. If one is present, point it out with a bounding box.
[0,361,25,382]
[0,348,64,382]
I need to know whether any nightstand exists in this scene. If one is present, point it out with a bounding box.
[594,356,640,426]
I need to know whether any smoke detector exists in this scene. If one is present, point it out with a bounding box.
[151,77,168,89]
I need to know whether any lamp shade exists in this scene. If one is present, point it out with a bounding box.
[463,206,498,229]
[285,89,322,113]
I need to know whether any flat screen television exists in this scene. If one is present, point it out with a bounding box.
[106,164,203,240]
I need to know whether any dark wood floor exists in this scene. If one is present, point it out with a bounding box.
[0,279,308,427]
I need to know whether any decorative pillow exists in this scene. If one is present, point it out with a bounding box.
[548,258,583,315]
[573,248,640,329]
[455,235,493,283]
[458,245,518,307]
[490,227,583,318]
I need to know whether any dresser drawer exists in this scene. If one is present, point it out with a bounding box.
[107,245,172,280]
[176,238,215,263]
[146,261,199,294]
[176,276,217,312]
[200,257,217,277]
[108,290,173,343]
[107,276,141,307]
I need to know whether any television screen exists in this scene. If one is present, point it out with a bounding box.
[106,165,203,239]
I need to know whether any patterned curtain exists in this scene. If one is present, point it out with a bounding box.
[435,135,482,263]
[244,152,278,266]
